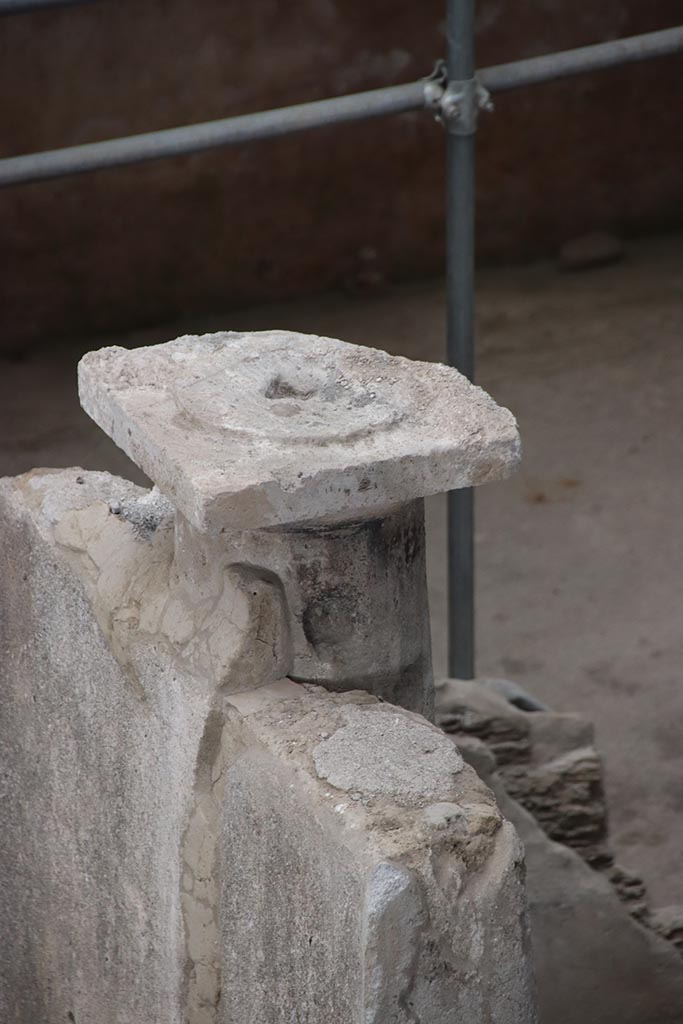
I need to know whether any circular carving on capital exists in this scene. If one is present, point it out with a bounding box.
[172,335,408,444]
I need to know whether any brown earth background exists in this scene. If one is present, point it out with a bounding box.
[1,0,682,351]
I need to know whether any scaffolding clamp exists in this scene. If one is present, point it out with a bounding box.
[423,60,494,134]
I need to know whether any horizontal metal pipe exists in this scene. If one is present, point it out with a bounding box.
[480,25,683,92]
[0,0,98,13]
[0,26,682,187]
[0,82,425,187]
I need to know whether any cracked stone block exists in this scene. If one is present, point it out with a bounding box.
[78,330,520,532]
[495,779,683,1024]
[437,677,609,863]
[1,469,537,1023]
[437,678,683,1023]
[221,682,536,1024]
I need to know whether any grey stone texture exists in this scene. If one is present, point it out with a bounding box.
[1,468,537,1023]
[76,327,520,717]
[437,678,654,915]
[224,683,535,1024]
[502,788,683,1024]
[172,497,434,715]
[437,677,665,923]
[78,330,520,531]
[437,677,609,866]
[1,470,188,1024]
[436,678,683,1023]
[651,906,683,956]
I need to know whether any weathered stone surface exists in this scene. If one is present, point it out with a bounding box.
[0,467,291,1023]
[651,906,683,956]
[498,787,683,1024]
[503,746,608,864]
[78,330,520,531]
[438,678,683,1021]
[1,469,536,1023]
[172,497,434,714]
[0,470,194,1023]
[437,678,609,863]
[74,328,522,718]
[311,706,464,800]
[224,682,536,1024]
[85,480,433,714]
[437,678,656,914]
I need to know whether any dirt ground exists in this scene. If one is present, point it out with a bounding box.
[3,233,682,908]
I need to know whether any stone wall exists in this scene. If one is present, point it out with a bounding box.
[1,0,682,350]
[435,679,683,1023]
[0,468,536,1022]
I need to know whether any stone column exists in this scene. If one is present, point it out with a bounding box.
[1,330,535,1023]
[79,329,520,716]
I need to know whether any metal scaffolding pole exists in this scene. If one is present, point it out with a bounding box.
[480,26,683,91]
[0,83,426,187]
[0,28,682,188]
[0,0,98,12]
[445,0,476,680]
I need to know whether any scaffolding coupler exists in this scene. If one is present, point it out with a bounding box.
[423,60,494,134]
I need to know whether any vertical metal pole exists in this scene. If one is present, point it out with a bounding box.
[446,0,476,679]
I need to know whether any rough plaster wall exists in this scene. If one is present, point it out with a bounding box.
[1,0,682,349]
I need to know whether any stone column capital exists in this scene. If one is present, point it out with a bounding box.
[78,329,519,533]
